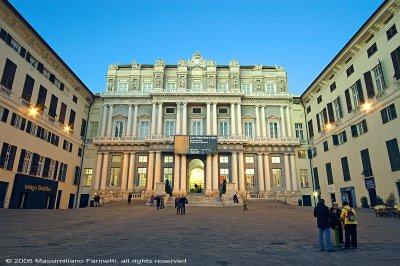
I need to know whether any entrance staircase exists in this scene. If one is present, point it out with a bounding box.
[166,194,224,207]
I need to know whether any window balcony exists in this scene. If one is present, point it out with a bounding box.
[0,84,12,99]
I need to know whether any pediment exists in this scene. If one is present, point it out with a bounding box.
[113,114,126,119]
[268,115,281,120]
[242,114,255,119]
[138,114,151,119]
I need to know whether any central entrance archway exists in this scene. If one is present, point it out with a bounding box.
[188,159,204,193]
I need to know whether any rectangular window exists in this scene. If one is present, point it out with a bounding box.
[190,120,203,135]
[0,143,17,171]
[164,120,176,136]
[317,95,322,104]
[367,43,378,58]
[48,159,57,180]
[330,82,336,92]
[163,167,173,184]
[381,104,397,124]
[218,108,228,114]
[244,122,253,138]
[165,107,175,114]
[386,138,400,172]
[372,64,385,94]
[271,156,280,164]
[62,140,73,152]
[269,122,279,138]
[139,121,150,138]
[58,162,68,182]
[323,141,329,152]
[192,107,202,114]
[89,121,98,138]
[138,155,148,163]
[313,167,320,190]
[333,130,347,145]
[10,38,22,53]
[10,113,26,130]
[166,82,176,92]
[113,121,124,137]
[36,85,47,111]
[386,24,397,40]
[245,156,254,164]
[306,106,311,114]
[220,168,230,183]
[27,53,39,68]
[21,150,32,174]
[346,65,354,77]
[68,109,76,129]
[241,83,252,94]
[59,102,67,124]
[42,67,51,80]
[1,58,17,90]
[308,119,314,138]
[137,167,147,187]
[295,123,304,140]
[112,155,121,163]
[265,83,276,94]
[220,156,229,163]
[0,106,9,123]
[341,157,351,181]
[192,81,202,91]
[333,97,342,121]
[326,163,334,185]
[245,168,255,188]
[300,169,309,188]
[391,46,400,80]
[217,83,228,91]
[297,150,307,159]
[351,119,368,137]
[48,94,58,118]
[110,167,120,187]
[272,168,281,188]
[21,75,35,102]
[351,83,360,109]
[218,121,229,136]
[36,156,45,177]
[361,149,373,177]
[164,156,173,163]
[142,82,152,92]
[80,119,87,138]
[73,166,81,185]
[118,82,128,92]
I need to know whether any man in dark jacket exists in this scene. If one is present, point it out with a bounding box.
[314,199,333,251]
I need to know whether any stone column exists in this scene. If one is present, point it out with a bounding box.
[127,152,135,192]
[231,152,238,191]
[147,151,155,191]
[264,153,271,192]
[212,103,218,135]
[180,155,187,194]
[290,154,298,191]
[151,103,157,135]
[238,151,245,192]
[237,104,242,136]
[106,104,113,136]
[286,106,292,138]
[280,106,286,138]
[157,103,163,136]
[255,106,261,137]
[101,105,108,136]
[176,102,181,135]
[284,153,292,192]
[206,103,211,135]
[126,105,132,136]
[212,154,219,192]
[154,151,162,188]
[261,106,266,137]
[206,154,212,195]
[257,153,265,193]
[94,152,102,190]
[132,104,138,137]
[173,155,180,195]
[121,152,129,191]
[182,103,187,135]
[100,152,109,191]
[230,103,236,136]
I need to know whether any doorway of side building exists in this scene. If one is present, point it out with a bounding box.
[188,159,204,193]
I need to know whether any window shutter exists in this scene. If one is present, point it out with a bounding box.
[343,131,347,143]
[0,143,9,168]
[49,73,55,83]
[378,60,386,88]
[60,83,64,91]
[10,113,16,126]
[307,149,312,159]
[7,145,17,171]
[307,120,314,138]
[386,139,400,172]
[337,96,343,119]
[322,108,328,125]
[42,157,51,178]
[19,47,26,58]
[391,46,400,80]
[5,33,12,45]
[351,125,358,137]
[332,135,339,145]
[0,28,7,41]
[37,62,44,73]
[363,71,375,98]
[20,118,26,130]
[30,153,39,175]
[313,167,320,190]
[345,89,352,113]
[316,114,321,132]
[390,104,397,119]
[1,108,9,122]
[25,52,31,63]
[356,79,365,104]
[26,121,31,133]
[21,74,35,102]
[69,144,73,153]
[58,163,63,181]
[17,149,26,172]
[36,126,42,138]
[381,109,389,124]
[55,136,59,146]
[53,161,59,180]
[327,103,335,123]
[362,119,368,133]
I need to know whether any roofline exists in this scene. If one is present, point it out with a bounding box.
[301,0,388,99]
[116,64,278,69]
[3,0,94,98]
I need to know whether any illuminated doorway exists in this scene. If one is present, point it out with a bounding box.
[188,159,204,193]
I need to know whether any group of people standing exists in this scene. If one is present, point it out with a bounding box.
[314,199,358,251]
[175,196,189,215]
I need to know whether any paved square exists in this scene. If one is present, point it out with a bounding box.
[1,202,400,266]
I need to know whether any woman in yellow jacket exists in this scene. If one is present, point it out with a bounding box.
[340,201,358,249]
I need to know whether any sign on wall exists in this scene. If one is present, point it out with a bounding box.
[174,135,218,154]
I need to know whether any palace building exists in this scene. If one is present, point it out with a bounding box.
[301,0,400,208]
[0,1,94,209]
[79,52,312,206]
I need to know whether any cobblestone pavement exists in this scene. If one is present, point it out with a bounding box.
[1,201,400,266]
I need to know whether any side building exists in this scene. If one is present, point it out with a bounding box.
[80,52,313,206]
[301,0,400,207]
[0,1,94,209]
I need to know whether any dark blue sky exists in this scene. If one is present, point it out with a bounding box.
[10,0,383,94]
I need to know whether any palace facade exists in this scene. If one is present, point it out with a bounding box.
[79,52,313,206]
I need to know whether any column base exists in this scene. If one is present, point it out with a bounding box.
[172,190,181,197]
[205,190,213,197]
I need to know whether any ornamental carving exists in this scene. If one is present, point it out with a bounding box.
[254,65,263,71]
[208,77,215,88]
[232,76,239,89]
[108,63,118,70]
[178,51,216,69]
[229,59,240,68]
[178,59,187,67]
[131,60,140,70]
[255,80,262,92]
[179,76,186,88]
[155,58,165,67]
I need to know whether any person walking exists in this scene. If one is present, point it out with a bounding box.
[150,194,155,206]
[175,196,181,215]
[128,193,133,205]
[314,199,333,251]
[179,195,188,215]
[156,195,161,210]
[340,201,358,249]
[330,202,344,247]
[243,199,248,211]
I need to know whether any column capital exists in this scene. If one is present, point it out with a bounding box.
[206,102,211,106]
[127,104,133,107]
[130,152,136,155]
[155,150,162,154]
[102,152,109,155]
[108,104,114,107]
[134,104,139,107]
[123,152,129,155]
